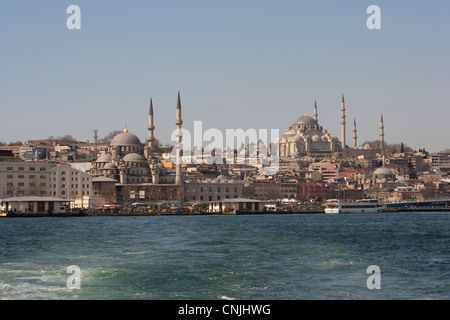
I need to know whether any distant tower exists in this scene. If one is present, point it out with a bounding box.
[147,96,156,150]
[341,94,346,150]
[93,129,98,161]
[380,114,385,165]
[353,118,357,148]
[175,90,184,185]
[314,100,318,121]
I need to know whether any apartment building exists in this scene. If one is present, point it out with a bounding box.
[0,159,55,199]
[49,164,93,208]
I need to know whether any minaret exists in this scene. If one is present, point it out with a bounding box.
[175,89,183,185]
[380,114,385,165]
[147,96,156,150]
[353,118,357,148]
[313,100,318,122]
[341,94,346,150]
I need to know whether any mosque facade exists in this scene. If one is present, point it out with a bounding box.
[278,96,347,159]
[88,92,184,185]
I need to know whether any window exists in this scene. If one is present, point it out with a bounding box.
[40,168,46,172]
[7,167,13,171]
[30,167,35,171]
[7,175,13,179]
[18,167,24,171]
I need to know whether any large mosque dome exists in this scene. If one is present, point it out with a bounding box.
[110,131,142,147]
[294,115,317,126]
[279,102,343,158]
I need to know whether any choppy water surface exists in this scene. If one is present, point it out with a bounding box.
[0,212,449,299]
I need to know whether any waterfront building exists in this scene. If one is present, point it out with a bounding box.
[49,164,93,209]
[115,178,246,206]
[92,176,118,207]
[1,196,68,214]
[297,182,325,201]
[208,198,270,213]
[0,157,55,199]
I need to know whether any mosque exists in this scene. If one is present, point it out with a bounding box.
[278,95,370,159]
[88,91,184,185]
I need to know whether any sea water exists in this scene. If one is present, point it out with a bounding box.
[0,212,448,300]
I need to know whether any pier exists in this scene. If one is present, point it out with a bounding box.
[384,198,450,212]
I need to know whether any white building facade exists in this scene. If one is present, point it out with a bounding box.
[0,160,55,199]
[49,164,93,208]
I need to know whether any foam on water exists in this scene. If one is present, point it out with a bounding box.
[0,213,449,299]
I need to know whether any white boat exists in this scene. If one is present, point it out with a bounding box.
[324,199,384,214]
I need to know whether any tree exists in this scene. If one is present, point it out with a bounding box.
[8,141,23,146]
[99,130,122,143]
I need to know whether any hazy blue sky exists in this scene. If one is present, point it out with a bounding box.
[0,0,449,152]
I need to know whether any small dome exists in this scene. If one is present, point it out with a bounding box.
[111,131,142,147]
[321,135,328,142]
[311,134,320,142]
[103,163,117,170]
[122,153,145,162]
[373,167,393,175]
[97,153,112,163]
[284,129,296,136]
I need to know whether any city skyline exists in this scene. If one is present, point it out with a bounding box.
[1,1,449,152]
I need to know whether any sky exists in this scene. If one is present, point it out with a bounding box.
[0,0,449,152]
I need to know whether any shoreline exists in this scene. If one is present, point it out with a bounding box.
[2,208,449,218]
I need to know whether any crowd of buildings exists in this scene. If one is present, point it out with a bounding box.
[1,92,449,212]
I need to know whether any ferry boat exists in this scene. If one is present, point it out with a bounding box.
[324,199,384,214]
